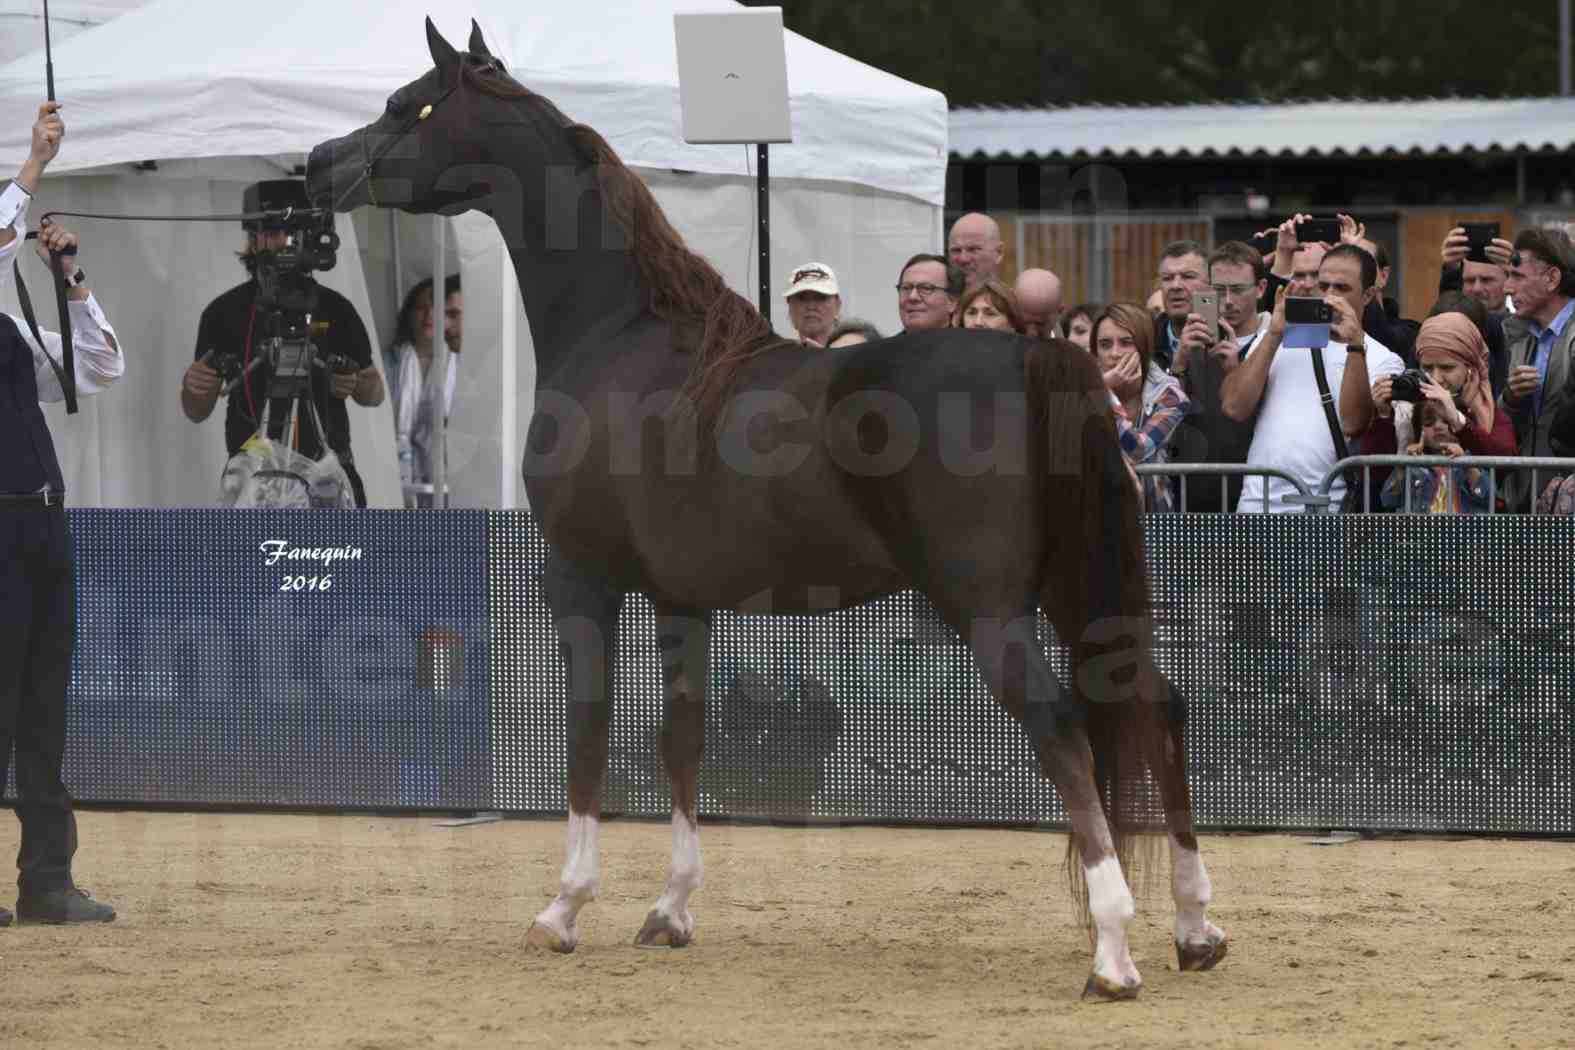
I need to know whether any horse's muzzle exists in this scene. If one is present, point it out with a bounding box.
[305,136,359,212]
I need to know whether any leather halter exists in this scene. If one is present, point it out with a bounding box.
[340,80,461,212]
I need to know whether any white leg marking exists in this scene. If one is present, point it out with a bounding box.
[1085,856,1140,987]
[646,809,703,940]
[1170,834,1226,966]
[530,812,600,950]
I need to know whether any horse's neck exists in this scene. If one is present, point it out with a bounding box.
[488,157,649,382]
[504,238,646,379]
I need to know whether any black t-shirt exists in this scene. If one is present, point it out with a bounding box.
[193,280,373,460]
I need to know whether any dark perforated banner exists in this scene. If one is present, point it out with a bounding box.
[491,513,1575,833]
[15,511,1574,833]
[50,510,491,810]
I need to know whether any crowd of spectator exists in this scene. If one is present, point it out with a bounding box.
[779,209,1575,514]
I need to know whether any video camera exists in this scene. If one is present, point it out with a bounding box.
[208,180,356,451]
[243,179,340,315]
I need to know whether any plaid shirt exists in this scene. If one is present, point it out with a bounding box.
[1110,383,1191,512]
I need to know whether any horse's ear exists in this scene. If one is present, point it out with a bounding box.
[468,19,493,59]
[426,17,460,71]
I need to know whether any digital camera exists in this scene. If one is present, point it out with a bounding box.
[1390,369,1429,404]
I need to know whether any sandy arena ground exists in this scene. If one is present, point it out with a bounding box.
[0,811,1571,1049]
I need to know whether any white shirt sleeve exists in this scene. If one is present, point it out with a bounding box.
[0,180,30,233]
[1,181,125,401]
[0,180,31,274]
[4,292,126,402]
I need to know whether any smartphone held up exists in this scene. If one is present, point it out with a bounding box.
[1283,296,1333,349]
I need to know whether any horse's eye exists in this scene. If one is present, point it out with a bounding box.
[385,97,404,118]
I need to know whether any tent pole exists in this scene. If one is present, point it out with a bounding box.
[431,216,448,509]
[500,249,518,511]
[390,211,403,342]
[758,143,770,327]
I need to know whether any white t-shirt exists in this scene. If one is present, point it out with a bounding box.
[1237,333,1404,513]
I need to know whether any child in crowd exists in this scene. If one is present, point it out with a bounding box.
[1380,399,1492,513]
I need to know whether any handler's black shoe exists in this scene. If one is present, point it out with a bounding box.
[0,904,12,926]
[16,887,116,925]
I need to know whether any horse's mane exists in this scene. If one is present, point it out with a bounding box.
[464,63,782,430]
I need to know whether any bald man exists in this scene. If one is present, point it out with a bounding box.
[947,212,1004,290]
[1013,269,1063,339]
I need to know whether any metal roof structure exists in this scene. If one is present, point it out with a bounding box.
[950,97,1575,161]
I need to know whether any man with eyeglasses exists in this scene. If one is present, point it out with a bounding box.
[895,253,962,333]
[1161,241,1264,512]
[1500,227,1575,509]
[1153,240,1212,371]
[1208,241,1270,355]
[783,262,842,347]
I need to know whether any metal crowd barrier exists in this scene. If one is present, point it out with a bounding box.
[1315,455,1575,514]
[1134,463,1312,514]
[1137,458,1575,514]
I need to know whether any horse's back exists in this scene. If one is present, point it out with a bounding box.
[529,327,1086,611]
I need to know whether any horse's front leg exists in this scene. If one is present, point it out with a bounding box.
[635,608,711,948]
[527,555,624,953]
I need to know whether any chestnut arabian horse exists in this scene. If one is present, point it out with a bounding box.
[307,20,1226,999]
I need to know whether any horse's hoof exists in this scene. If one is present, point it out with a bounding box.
[1081,973,1142,1001]
[634,908,692,949]
[525,920,576,954]
[1176,935,1229,972]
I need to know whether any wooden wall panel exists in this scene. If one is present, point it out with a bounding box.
[1108,221,1210,306]
[991,208,1533,322]
[996,214,1018,284]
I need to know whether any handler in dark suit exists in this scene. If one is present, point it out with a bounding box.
[0,101,118,926]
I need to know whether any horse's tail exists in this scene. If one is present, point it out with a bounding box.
[1025,338,1167,932]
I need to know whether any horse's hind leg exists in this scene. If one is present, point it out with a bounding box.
[634,607,711,948]
[1145,676,1228,972]
[940,603,1143,1000]
[527,552,625,954]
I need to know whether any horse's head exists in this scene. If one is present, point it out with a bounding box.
[306,19,511,217]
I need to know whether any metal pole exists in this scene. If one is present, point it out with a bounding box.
[431,217,448,509]
[1563,0,1572,95]
[389,212,403,352]
[758,143,770,324]
[500,249,518,511]
[42,0,55,101]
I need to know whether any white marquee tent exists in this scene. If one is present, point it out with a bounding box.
[0,1,149,65]
[0,0,947,508]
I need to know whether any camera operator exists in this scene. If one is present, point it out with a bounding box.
[180,180,383,506]
[1,100,118,924]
